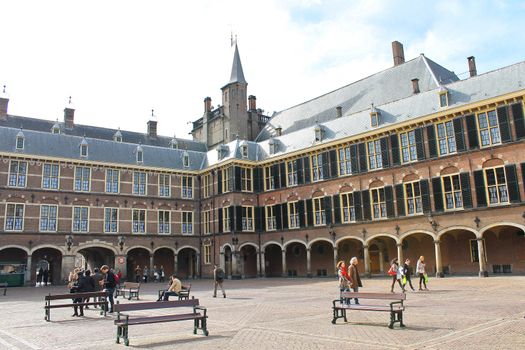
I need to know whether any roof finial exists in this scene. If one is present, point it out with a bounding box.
[68,96,72,104]
[2,85,5,94]
[151,109,154,117]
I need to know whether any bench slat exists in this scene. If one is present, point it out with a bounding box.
[334,304,404,311]
[45,292,107,300]
[114,313,203,326]
[114,299,199,312]
[340,292,405,300]
[46,301,107,309]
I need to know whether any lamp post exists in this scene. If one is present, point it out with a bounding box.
[427,214,439,232]
[118,235,125,252]
[65,235,73,252]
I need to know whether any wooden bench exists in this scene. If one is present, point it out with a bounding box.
[332,292,406,328]
[157,283,191,301]
[114,298,208,346]
[115,282,140,300]
[44,291,108,321]
[0,282,7,296]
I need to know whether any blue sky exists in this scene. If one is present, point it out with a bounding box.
[0,0,524,138]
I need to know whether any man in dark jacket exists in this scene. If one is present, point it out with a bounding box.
[72,271,89,316]
[101,265,116,313]
[213,265,226,298]
[83,270,96,308]
[92,268,104,308]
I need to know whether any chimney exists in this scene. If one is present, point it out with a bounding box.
[392,41,405,66]
[147,109,157,138]
[248,95,257,110]
[411,78,420,94]
[204,97,212,113]
[64,96,75,129]
[467,56,477,77]
[0,85,8,120]
[275,125,282,136]
[336,106,342,118]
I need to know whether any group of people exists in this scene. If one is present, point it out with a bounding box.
[389,256,429,293]
[337,257,362,305]
[134,265,165,283]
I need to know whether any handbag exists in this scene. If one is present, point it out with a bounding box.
[387,265,397,276]
[402,275,407,285]
[424,273,429,283]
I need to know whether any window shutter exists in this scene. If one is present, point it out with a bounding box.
[395,184,405,217]
[465,114,479,150]
[297,158,304,185]
[512,103,525,140]
[298,200,305,228]
[473,170,487,207]
[255,207,263,232]
[234,166,241,191]
[431,177,444,212]
[218,208,223,233]
[415,128,426,160]
[333,194,341,224]
[329,150,338,179]
[353,191,362,221]
[253,167,261,193]
[275,205,282,230]
[324,196,332,225]
[321,152,330,180]
[497,106,511,143]
[358,143,367,172]
[420,179,431,213]
[303,156,311,184]
[522,163,525,196]
[390,134,400,166]
[426,125,438,158]
[306,199,313,227]
[460,172,473,209]
[228,206,234,231]
[279,162,286,188]
[505,164,520,203]
[453,118,466,152]
[385,186,395,218]
[350,144,359,173]
[282,204,288,229]
[217,170,222,194]
[270,164,279,190]
[362,190,371,220]
[235,206,242,231]
[380,137,390,168]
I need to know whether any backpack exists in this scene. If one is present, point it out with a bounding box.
[216,268,225,281]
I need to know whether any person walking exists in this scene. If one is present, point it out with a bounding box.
[83,270,96,308]
[36,267,43,286]
[134,265,141,283]
[159,266,165,283]
[71,271,88,317]
[213,265,226,298]
[153,265,160,283]
[336,261,350,304]
[92,268,104,308]
[43,268,49,286]
[389,258,405,293]
[100,265,116,313]
[143,266,149,283]
[159,274,182,301]
[416,256,428,291]
[348,257,362,305]
[403,258,416,291]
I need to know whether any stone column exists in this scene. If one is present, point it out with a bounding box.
[306,248,312,278]
[363,245,370,277]
[25,255,32,284]
[281,249,287,277]
[231,249,241,279]
[434,240,444,278]
[477,238,488,277]
[260,251,266,277]
[174,252,179,276]
[219,251,224,270]
[379,250,384,273]
[149,254,154,279]
[397,243,403,266]
[256,250,261,277]
[333,247,338,277]
[195,253,201,278]
[61,255,76,284]
[115,255,127,280]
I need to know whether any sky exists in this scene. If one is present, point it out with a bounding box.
[1,0,525,140]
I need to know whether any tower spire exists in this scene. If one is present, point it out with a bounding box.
[228,42,247,85]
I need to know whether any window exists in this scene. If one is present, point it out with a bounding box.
[5,204,24,231]
[288,201,299,229]
[80,144,88,157]
[203,242,211,265]
[340,193,356,223]
[203,174,212,198]
[241,145,248,158]
[158,210,170,234]
[8,161,27,188]
[313,197,325,226]
[42,163,60,190]
[338,146,352,176]
[439,92,449,107]
[242,206,254,231]
[132,209,146,233]
[269,140,277,155]
[181,176,193,198]
[477,110,501,147]
[222,207,231,232]
[104,208,119,233]
[314,127,323,142]
[442,174,463,210]
[404,182,423,215]
[182,211,193,234]
[241,167,252,192]
[159,174,171,197]
[436,121,456,155]
[105,169,120,193]
[264,166,274,191]
[16,135,24,150]
[222,168,232,193]
[469,239,487,263]
[74,167,91,192]
[370,113,379,127]
[202,210,211,234]
[367,140,382,170]
[485,167,508,205]
[133,172,147,195]
[39,205,57,232]
[183,152,190,167]
[311,153,324,182]
[265,205,276,231]
[114,135,122,142]
[52,123,60,134]
[399,130,417,163]
[72,206,89,232]
[137,148,143,163]
[287,159,298,186]
[371,188,387,219]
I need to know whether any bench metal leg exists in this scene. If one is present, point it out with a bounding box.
[202,317,209,336]
[116,326,122,343]
[389,311,405,329]
[389,312,395,329]
[332,307,346,324]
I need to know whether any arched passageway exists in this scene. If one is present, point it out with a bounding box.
[440,229,478,275]
[483,225,525,274]
[401,233,435,275]
[177,248,197,279]
[240,245,257,278]
[0,247,27,286]
[76,247,115,273]
[367,236,397,275]
[127,248,151,283]
[310,240,334,276]
[31,248,62,285]
[223,246,233,278]
[337,239,365,275]
[285,242,307,277]
[264,244,282,277]
[153,248,174,281]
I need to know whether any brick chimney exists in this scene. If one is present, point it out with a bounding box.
[411,78,420,94]
[204,97,212,113]
[467,56,477,77]
[248,95,257,110]
[0,85,8,120]
[336,106,342,118]
[392,41,405,66]
[147,109,157,138]
[64,96,75,129]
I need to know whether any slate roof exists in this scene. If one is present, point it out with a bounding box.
[226,43,247,86]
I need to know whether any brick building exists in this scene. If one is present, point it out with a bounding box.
[1,41,525,285]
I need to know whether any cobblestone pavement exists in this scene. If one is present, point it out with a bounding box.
[0,276,524,350]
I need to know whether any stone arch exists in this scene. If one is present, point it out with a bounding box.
[402,173,420,182]
[30,244,66,255]
[153,246,176,254]
[479,222,525,237]
[366,233,400,245]
[400,229,436,241]
[0,245,30,255]
[73,242,119,256]
[220,243,233,253]
[0,246,28,286]
[366,234,398,274]
[480,222,525,274]
[263,242,282,277]
[439,227,478,274]
[177,246,198,279]
[482,157,504,168]
[240,244,258,278]
[31,246,63,285]
[308,237,334,250]
[126,246,152,282]
[262,241,283,250]
[440,165,459,176]
[283,239,307,249]
[239,242,259,251]
[335,236,364,246]
[285,240,307,276]
[368,179,384,189]
[336,237,365,275]
[124,245,152,255]
[438,226,478,239]
[309,238,335,277]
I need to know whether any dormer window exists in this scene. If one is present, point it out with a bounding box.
[314,124,324,142]
[268,139,277,155]
[113,128,122,142]
[439,87,449,107]
[240,143,248,158]
[170,137,178,149]
[16,130,24,150]
[217,145,229,160]
[370,104,380,127]
[51,120,60,134]
[80,138,88,157]
[183,151,190,167]
[136,145,143,163]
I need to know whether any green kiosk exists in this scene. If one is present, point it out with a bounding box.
[0,262,26,287]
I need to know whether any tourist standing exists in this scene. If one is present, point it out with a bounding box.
[43,268,49,286]
[92,268,104,308]
[71,271,88,317]
[100,265,116,313]
[36,267,43,286]
[143,266,149,283]
[83,270,96,308]
[336,261,350,304]
[153,265,160,282]
[134,265,141,283]
[389,258,405,293]
[213,265,226,298]
[348,257,362,305]
[403,258,416,291]
[417,256,428,291]
[160,265,165,283]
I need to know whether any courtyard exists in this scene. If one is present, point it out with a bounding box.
[0,276,524,350]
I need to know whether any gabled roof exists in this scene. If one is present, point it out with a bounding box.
[226,43,247,86]
[256,54,459,141]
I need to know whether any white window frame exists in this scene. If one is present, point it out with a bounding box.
[265,205,276,231]
[39,204,58,232]
[159,174,171,197]
[105,169,120,194]
[313,197,325,226]
[370,187,387,219]
[42,163,60,190]
[182,211,194,234]
[158,210,171,234]
[5,203,24,231]
[104,207,119,233]
[72,206,89,233]
[442,174,463,211]
[484,166,509,206]
[133,171,147,196]
[436,121,457,156]
[74,166,91,192]
[132,209,146,233]
[8,160,27,188]
[181,176,193,199]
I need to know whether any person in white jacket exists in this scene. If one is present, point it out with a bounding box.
[416,256,428,291]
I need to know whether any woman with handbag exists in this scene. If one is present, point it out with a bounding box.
[416,255,428,291]
[336,261,350,305]
[388,258,405,293]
